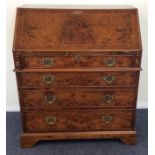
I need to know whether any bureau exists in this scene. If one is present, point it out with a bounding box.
[13,6,142,148]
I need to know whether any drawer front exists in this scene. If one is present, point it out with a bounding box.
[24,110,134,132]
[21,55,134,68]
[21,88,136,108]
[19,72,138,88]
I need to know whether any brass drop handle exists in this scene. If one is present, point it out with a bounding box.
[102,115,113,123]
[42,58,54,67]
[104,59,116,67]
[44,95,56,104]
[43,75,54,84]
[46,116,56,125]
[103,95,114,104]
[103,75,115,84]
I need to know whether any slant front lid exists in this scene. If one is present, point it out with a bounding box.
[13,8,142,52]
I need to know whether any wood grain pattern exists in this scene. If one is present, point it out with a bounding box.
[21,55,135,68]
[23,109,134,132]
[13,8,142,51]
[21,130,137,148]
[18,71,139,88]
[21,88,136,108]
[14,51,142,69]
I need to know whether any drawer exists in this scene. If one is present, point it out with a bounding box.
[18,72,138,88]
[23,109,134,132]
[20,55,136,68]
[21,88,136,108]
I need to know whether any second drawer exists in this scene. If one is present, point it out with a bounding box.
[18,71,139,88]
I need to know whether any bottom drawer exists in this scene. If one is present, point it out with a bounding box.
[23,109,134,132]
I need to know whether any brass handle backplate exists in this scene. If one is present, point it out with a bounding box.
[103,95,114,104]
[103,75,115,84]
[104,58,116,67]
[44,95,56,104]
[102,115,113,123]
[43,75,54,84]
[46,116,56,125]
[42,58,54,67]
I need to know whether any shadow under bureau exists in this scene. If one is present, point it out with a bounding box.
[13,6,142,148]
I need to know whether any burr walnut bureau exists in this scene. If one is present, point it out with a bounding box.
[13,6,142,148]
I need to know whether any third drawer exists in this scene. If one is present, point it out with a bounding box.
[20,88,137,108]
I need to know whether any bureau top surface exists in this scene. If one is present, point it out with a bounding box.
[13,7,142,52]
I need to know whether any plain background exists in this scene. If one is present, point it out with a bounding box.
[6,0,148,111]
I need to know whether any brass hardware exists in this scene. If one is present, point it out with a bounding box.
[44,95,55,104]
[103,95,114,104]
[103,75,115,84]
[43,75,54,84]
[46,116,56,125]
[102,115,113,123]
[42,58,54,67]
[104,59,116,67]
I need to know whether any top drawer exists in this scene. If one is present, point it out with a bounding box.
[16,54,141,68]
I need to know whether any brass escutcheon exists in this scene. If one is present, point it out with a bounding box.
[104,58,116,67]
[103,95,114,104]
[43,75,54,84]
[44,95,56,104]
[103,75,115,84]
[46,116,56,125]
[42,57,54,67]
[102,115,113,123]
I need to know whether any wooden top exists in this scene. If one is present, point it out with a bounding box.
[13,7,142,52]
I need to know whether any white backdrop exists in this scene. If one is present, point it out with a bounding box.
[6,0,148,111]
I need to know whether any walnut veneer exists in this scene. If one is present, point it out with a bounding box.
[13,6,142,148]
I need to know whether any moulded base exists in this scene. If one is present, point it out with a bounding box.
[20,130,137,148]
